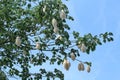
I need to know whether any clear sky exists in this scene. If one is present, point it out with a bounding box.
[62,0,120,80]
[9,0,120,80]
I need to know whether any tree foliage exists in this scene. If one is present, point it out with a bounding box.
[0,0,113,80]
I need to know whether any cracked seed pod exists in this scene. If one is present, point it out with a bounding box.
[78,63,84,71]
[36,42,40,49]
[70,52,76,60]
[52,18,57,28]
[53,27,59,34]
[87,65,91,73]
[63,59,70,70]
[15,36,21,46]
[80,43,86,52]
[60,10,66,20]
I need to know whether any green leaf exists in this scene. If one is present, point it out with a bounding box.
[85,62,92,67]
[73,31,79,39]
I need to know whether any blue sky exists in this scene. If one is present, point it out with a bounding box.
[9,0,120,80]
[62,0,120,80]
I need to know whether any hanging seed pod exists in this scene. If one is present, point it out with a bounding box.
[77,41,81,48]
[59,36,63,41]
[87,65,91,73]
[43,5,46,12]
[78,63,84,71]
[53,27,59,34]
[70,52,76,60]
[78,63,81,71]
[35,42,40,49]
[80,43,86,52]
[15,36,21,46]
[63,59,70,70]
[60,10,66,20]
[52,18,57,28]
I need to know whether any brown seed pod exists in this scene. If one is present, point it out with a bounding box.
[70,52,76,60]
[87,65,91,73]
[80,43,86,52]
[78,63,84,71]
[52,18,57,28]
[15,36,21,46]
[59,36,63,41]
[63,59,70,70]
[60,10,66,20]
[36,42,40,49]
[77,41,81,48]
[53,27,59,34]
